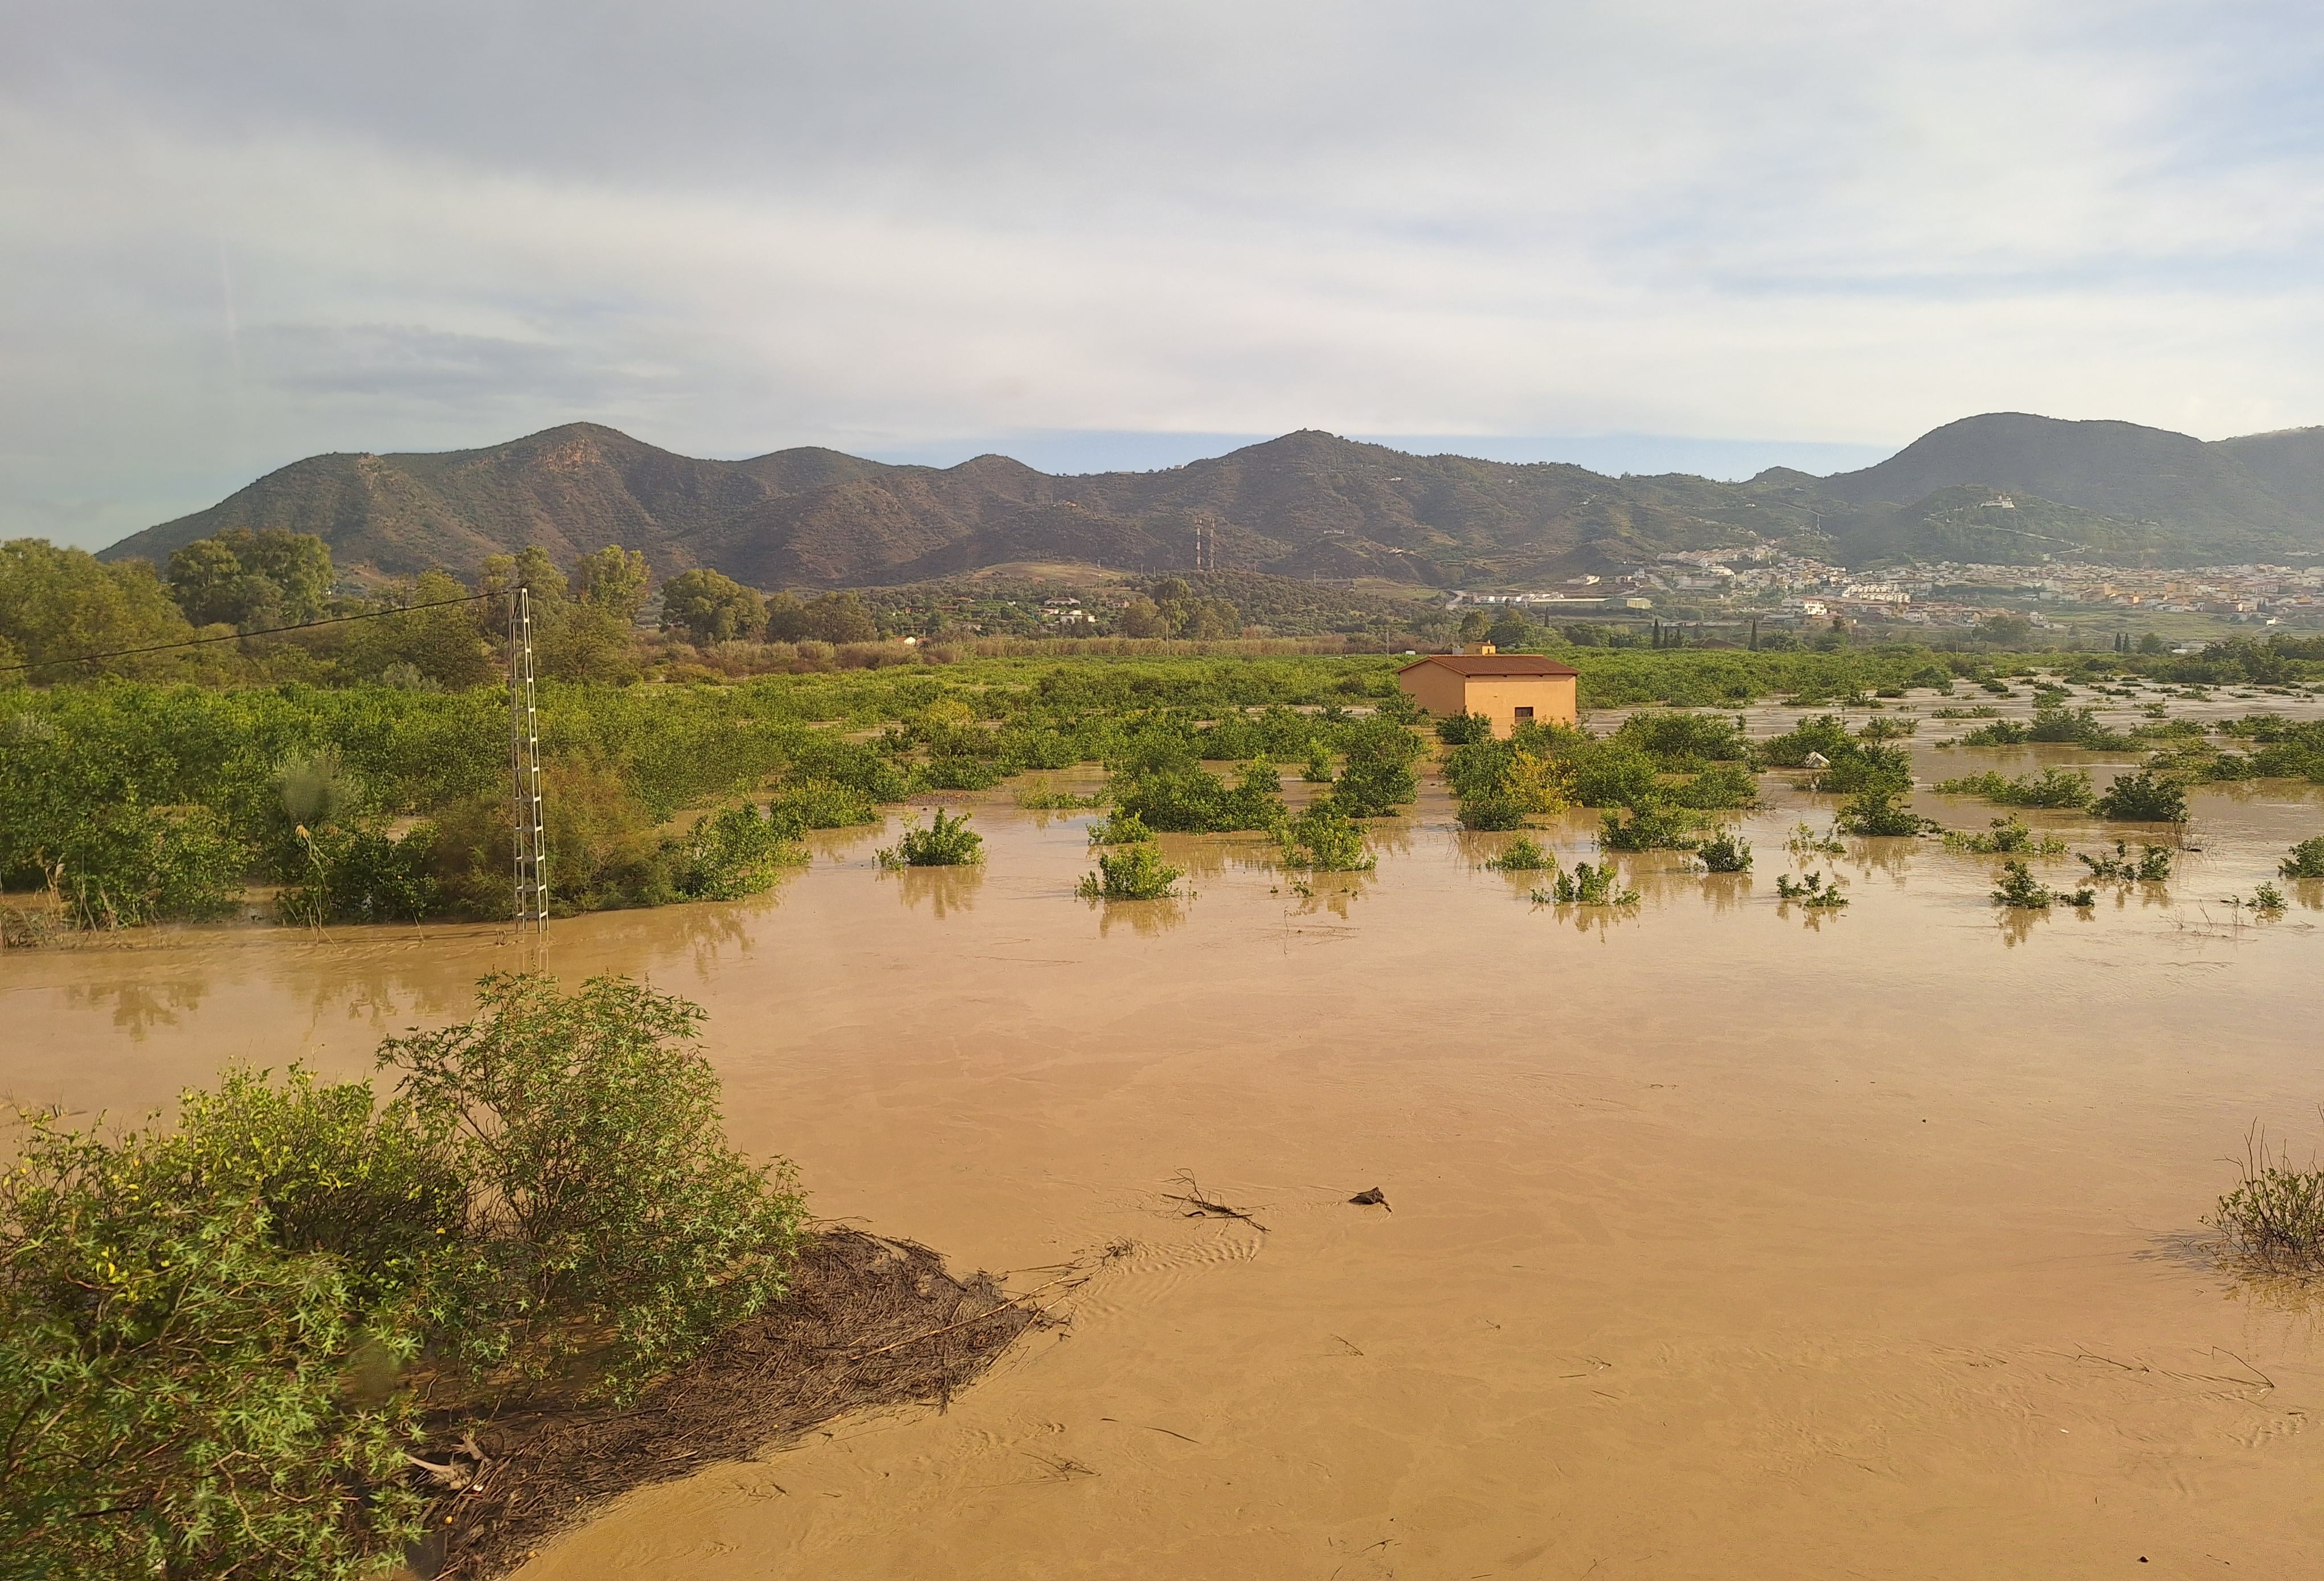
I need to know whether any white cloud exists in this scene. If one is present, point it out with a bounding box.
[3,0,2321,544]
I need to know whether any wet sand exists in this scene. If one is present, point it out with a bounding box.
[8,698,2324,1578]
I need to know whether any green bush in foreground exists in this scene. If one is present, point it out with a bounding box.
[1076,839,1184,900]
[877,808,985,867]
[2080,840,2173,884]
[0,974,803,1581]
[277,823,441,925]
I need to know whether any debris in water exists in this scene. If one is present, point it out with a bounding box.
[1348,1187,1390,1209]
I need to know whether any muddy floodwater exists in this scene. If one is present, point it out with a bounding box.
[9,698,2324,1578]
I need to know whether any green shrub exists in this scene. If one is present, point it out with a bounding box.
[1484,835,1554,871]
[2080,841,2173,883]
[1991,858,2093,908]
[1279,804,1375,871]
[277,824,441,925]
[1933,767,2096,810]
[877,808,985,867]
[1944,815,2065,856]
[1599,799,1700,851]
[54,803,250,929]
[379,974,805,1391]
[768,777,881,830]
[1434,711,1495,745]
[1540,862,1636,905]
[1774,871,1847,907]
[1668,760,1759,808]
[1112,759,1284,833]
[1076,839,1183,900]
[2278,837,2324,879]
[2251,882,2288,913]
[1327,718,1423,816]
[1696,830,1752,872]
[2094,769,2188,822]
[665,805,803,900]
[1087,810,1155,846]
[1612,709,1750,767]
[1834,787,1935,837]
[2211,1134,2324,1272]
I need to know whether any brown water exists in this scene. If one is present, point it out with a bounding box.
[9,695,2324,1579]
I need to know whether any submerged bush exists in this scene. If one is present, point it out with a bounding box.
[1945,815,2067,856]
[1696,830,1753,873]
[1076,839,1183,900]
[1111,758,1284,834]
[1540,861,1636,905]
[2277,836,2324,880]
[768,777,881,830]
[877,808,985,868]
[665,805,803,900]
[1834,787,1936,838]
[1774,871,1847,907]
[1933,767,2096,810]
[2211,1133,2324,1273]
[1991,858,2093,909]
[1598,799,1699,852]
[1325,718,1423,818]
[2094,769,2188,822]
[1279,804,1375,871]
[2080,840,2173,884]
[1484,835,1554,872]
[277,824,440,925]
[53,804,250,929]
[1667,760,1760,809]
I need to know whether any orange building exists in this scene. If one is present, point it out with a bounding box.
[1396,650,1580,737]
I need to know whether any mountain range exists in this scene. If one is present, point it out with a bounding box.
[99,412,2324,589]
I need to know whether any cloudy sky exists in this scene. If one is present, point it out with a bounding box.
[6,0,2321,547]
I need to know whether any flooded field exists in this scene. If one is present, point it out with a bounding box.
[7,697,2324,1579]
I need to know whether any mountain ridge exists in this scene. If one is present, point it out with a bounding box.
[98,413,2324,587]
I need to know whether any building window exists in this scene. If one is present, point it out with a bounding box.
[1513,706,1534,721]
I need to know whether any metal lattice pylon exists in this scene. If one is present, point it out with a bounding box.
[509,587,549,933]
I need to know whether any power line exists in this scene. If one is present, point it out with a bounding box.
[0,593,498,675]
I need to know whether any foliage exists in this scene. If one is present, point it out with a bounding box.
[0,1124,427,1580]
[2250,883,2288,913]
[1300,742,1335,783]
[1786,822,1845,857]
[1076,839,1183,900]
[1696,830,1753,872]
[1960,706,2133,751]
[51,803,251,929]
[1110,751,1284,833]
[1324,717,1423,817]
[0,540,204,683]
[877,808,985,867]
[1945,816,2067,856]
[1483,835,1554,872]
[661,568,768,645]
[767,777,881,831]
[1540,862,1636,905]
[1774,871,1847,907]
[1086,810,1156,846]
[2211,1131,2324,1273]
[2079,841,2173,884]
[663,805,803,901]
[1279,804,1375,871]
[1434,710,1495,745]
[1933,767,2096,810]
[377,974,806,1393]
[1610,709,1749,769]
[1443,733,1572,830]
[2093,769,2189,823]
[1991,859,2093,908]
[1834,787,1935,837]
[1667,759,1759,808]
[1598,799,1700,851]
[277,824,441,925]
[2280,837,2324,880]
[166,528,334,630]
[1013,779,1107,810]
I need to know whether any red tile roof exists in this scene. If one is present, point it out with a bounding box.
[1398,654,1580,677]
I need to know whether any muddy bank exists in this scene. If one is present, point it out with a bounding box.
[414,1228,1042,1579]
